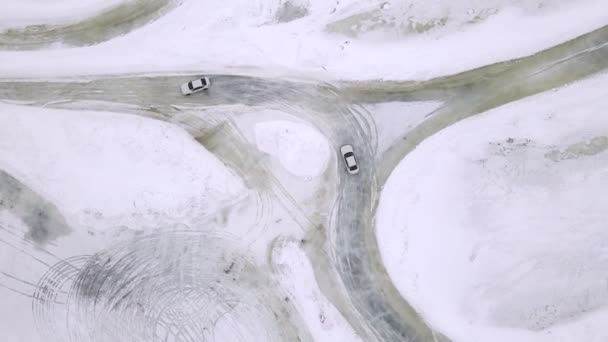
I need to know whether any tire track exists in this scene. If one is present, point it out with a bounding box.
[0,0,180,50]
[196,119,276,242]
[32,231,302,342]
[3,32,606,340]
[0,74,420,341]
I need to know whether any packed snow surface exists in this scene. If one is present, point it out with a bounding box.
[0,103,262,342]
[0,103,246,230]
[366,101,443,155]
[255,120,330,178]
[376,72,608,342]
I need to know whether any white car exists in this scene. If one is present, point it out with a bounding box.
[340,144,359,174]
[180,77,210,95]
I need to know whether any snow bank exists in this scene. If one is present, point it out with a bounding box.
[326,0,608,80]
[376,72,608,342]
[255,120,330,179]
[0,103,246,230]
[327,0,586,39]
[0,0,124,29]
[0,0,606,80]
[271,238,362,342]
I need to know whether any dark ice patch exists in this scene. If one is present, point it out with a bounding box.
[0,169,71,244]
[276,1,309,23]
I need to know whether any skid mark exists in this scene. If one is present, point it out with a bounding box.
[197,120,275,242]
[0,74,431,340]
[32,231,301,342]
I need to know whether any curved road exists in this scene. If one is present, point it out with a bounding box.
[0,0,178,50]
[0,74,433,340]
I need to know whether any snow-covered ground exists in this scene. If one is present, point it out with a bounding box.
[0,103,259,342]
[0,103,246,231]
[0,0,123,29]
[271,237,362,342]
[0,102,351,341]
[229,108,337,227]
[1,0,607,80]
[376,72,608,342]
[2,1,608,341]
[255,120,331,179]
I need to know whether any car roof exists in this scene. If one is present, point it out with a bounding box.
[345,155,357,166]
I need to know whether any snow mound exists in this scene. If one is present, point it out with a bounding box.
[255,120,330,179]
[376,73,608,342]
[0,103,246,230]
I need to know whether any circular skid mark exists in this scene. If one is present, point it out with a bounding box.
[32,231,296,342]
[31,255,91,342]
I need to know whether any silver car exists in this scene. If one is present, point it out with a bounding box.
[340,145,359,174]
[180,77,210,95]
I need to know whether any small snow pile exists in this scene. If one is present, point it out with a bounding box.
[376,73,608,342]
[0,103,246,230]
[255,120,330,179]
[271,238,362,342]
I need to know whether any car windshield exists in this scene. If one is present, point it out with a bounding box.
[200,78,207,86]
[349,164,358,171]
[188,82,194,90]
